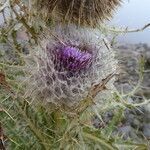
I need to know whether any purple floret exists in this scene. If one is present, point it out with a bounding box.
[56,46,92,72]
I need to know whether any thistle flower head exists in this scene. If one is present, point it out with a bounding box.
[55,46,92,72]
[25,25,117,108]
[33,0,121,27]
[49,43,93,79]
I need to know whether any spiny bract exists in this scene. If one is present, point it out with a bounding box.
[33,0,121,27]
[24,24,117,108]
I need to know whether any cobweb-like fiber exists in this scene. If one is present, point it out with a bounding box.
[25,24,117,108]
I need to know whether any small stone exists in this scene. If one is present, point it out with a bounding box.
[125,113,134,124]
[118,125,132,139]
[143,123,150,139]
[144,103,150,113]
[131,118,140,128]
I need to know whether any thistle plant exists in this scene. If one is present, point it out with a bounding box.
[0,0,149,150]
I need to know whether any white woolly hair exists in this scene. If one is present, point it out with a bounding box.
[24,24,117,108]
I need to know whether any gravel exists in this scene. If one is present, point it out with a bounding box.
[94,43,150,141]
[115,43,150,140]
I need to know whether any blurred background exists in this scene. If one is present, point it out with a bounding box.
[111,0,150,45]
[1,0,150,45]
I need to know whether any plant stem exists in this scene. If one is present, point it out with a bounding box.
[83,132,117,150]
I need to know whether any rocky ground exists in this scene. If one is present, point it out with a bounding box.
[94,43,150,142]
[115,43,150,97]
[115,43,150,140]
